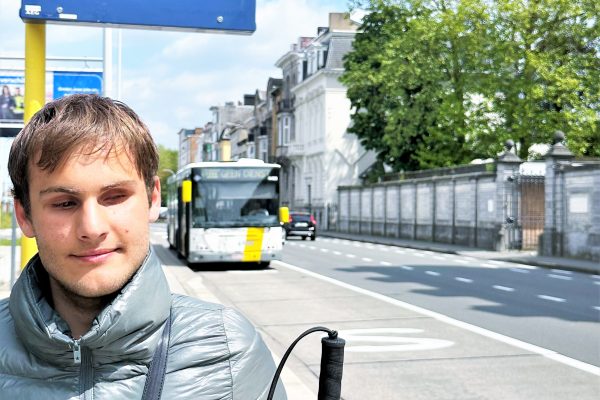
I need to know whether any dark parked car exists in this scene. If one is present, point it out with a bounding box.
[284,211,317,240]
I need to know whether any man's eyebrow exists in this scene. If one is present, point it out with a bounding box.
[39,180,138,196]
[39,186,80,196]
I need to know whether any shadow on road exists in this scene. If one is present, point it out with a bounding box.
[335,264,598,323]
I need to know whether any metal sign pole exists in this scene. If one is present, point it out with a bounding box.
[10,200,17,288]
[20,21,46,268]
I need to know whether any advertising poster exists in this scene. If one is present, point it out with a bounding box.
[0,70,102,125]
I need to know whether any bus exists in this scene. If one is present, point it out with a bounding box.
[166,159,288,266]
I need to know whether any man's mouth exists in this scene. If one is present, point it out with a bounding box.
[72,248,120,262]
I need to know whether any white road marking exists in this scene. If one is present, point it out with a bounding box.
[396,250,405,254]
[488,260,507,266]
[538,295,566,303]
[510,268,530,274]
[333,251,342,256]
[308,246,317,250]
[593,306,600,312]
[455,277,473,283]
[362,257,373,262]
[493,285,515,292]
[414,253,425,258]
[401,266,414,271]
[454,259,469,264]
[433,256,446,261]
[346,254,356,259]
[320,248,330,253]
[353,243,362,248]
[298,244,306,248]
[339,328,454,353]
[593,275,600,280]
[551,269,572,275]
[594,281,600,286]
[481,263,499,269]
[380,261,392,266]
[274,260,600,376]
[548,274,572,281]
[425,271,441,276]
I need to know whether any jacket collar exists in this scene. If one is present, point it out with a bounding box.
[9,248,171,366]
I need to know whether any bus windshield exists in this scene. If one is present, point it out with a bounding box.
[191,167,280,228]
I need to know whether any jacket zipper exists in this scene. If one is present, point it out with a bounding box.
[73,340,94,400]
[73,340,82,364]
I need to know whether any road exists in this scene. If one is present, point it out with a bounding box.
[149,223,600,399]
[282,236,600,367]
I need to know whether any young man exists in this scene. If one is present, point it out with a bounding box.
[0,94,286,399]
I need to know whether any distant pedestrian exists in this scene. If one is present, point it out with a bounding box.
[1,94,286,399]
[11,86,24,120]
[0,85,15,119]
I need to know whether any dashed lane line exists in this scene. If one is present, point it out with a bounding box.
[510,268,530,274]
[362,257,373,262]
[548,274,573,281]
[380,261,392,266]
[538,295,566,303]
[425,271,441,276]
[481,263,499,269]
[333,251,342,256]
[401,266,414,271]
[551,269,572,275]
[346,254,356,259]
[493,285,515,292]
[455,277,473,283]
[320,248,330,253]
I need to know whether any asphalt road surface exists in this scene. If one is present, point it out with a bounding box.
[282,236,600,367]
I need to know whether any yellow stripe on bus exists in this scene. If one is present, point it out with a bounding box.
[242,227,264,262]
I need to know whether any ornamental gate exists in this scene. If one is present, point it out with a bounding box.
[505,173,545,250]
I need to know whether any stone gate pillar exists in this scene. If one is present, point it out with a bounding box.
[541,131,574,256]
[494,140,522,251]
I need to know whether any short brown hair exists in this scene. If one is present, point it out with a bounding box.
[9,94,159,215]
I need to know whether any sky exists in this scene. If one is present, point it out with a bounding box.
[0,0,353,149]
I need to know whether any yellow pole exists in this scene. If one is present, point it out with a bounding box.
[20,22,45,268]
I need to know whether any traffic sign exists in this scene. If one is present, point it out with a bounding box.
[20,0,256,34]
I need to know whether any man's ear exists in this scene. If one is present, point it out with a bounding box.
[148,176,161,222]
[14,200,36,238]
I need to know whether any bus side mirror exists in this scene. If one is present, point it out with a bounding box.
[279,207,289,224]
[182,180,192,203]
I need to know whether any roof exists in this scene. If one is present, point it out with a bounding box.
[325,35,354,69]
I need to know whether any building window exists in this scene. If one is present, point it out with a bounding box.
[259,138,268,162]
[282,116,290,145]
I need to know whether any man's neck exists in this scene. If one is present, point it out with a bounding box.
[49,278,111,339]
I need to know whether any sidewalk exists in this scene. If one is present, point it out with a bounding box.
[0,245,19,300]
[319,230,600,275]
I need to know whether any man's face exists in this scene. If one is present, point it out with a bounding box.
[15,146,160,298]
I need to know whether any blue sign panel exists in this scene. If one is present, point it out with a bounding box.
[20,0,256,34]
[52,71,103,99]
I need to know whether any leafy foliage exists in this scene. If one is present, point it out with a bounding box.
[157,145,178,205]
[343,0,599,172]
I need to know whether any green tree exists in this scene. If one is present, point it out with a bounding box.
[344,0,599,173]
[157,145,178,205]
[476,0,600,158]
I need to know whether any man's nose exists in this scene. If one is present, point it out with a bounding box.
[77,201,109,241]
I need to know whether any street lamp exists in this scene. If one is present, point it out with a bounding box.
[305,176,312,214]
[219,122,244,162]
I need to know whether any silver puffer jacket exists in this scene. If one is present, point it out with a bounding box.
[0,249,286,399]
